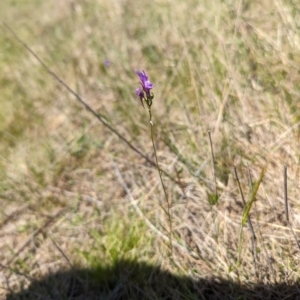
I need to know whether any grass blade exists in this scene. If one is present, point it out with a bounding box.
[242,166,267,226]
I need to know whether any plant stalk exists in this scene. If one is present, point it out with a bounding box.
[148,108,173,255]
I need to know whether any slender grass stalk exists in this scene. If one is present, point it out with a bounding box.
[235,167,257,280]
[208,130,218,198]
[284,166,300,251]
[148,108,173,255]
[237,166,266,269]
[247,164,276,282]
[246,165,259,279]
[135,70,173,255]
[234,167,256,241]
[284,165,289,222]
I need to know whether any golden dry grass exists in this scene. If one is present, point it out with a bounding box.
[1,0,300,299]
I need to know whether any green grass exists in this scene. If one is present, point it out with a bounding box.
[1,0,300,299]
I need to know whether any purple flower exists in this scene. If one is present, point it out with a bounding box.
[104,59,111,67]
[135,70,154,95]
[136,70,148,83]
[136,87,145,107]
[135,70,154,107]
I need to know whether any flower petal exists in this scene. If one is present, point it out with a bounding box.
[136,87,145,107]
[135,70,148,84]
[144,80,154,90]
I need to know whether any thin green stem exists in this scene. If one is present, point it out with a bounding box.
[148,108,173,255]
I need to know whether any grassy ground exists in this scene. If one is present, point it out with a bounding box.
[1,0,300,299]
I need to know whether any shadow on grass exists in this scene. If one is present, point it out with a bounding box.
[5,259,300,300]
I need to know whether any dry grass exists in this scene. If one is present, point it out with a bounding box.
[1,0,300,299]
